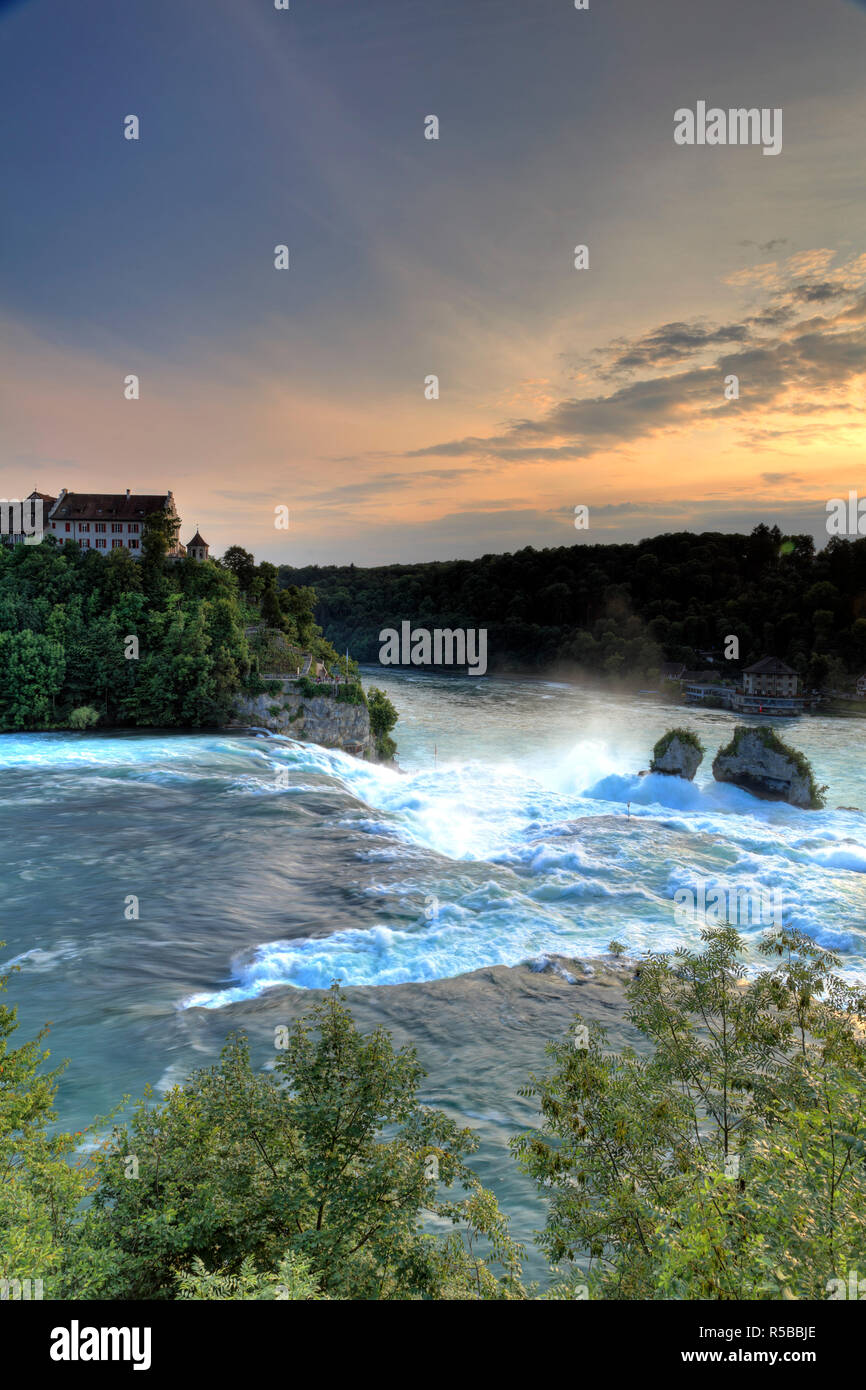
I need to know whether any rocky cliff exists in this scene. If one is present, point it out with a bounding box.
[711,726,824,809]
[228,680,375,758]
[650,728,704,780]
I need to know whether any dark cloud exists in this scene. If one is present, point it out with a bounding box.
[738,238,789,253]
[603,320,751,374]
[791,281,843,303]
[404,260,866,466]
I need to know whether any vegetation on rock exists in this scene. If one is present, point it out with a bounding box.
[650,727,705,772]
[714,725,827,809]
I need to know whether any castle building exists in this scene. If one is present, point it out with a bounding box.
[48,489,180,554]
[2,489,207,559]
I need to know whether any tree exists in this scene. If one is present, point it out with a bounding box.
[367,686,398,760]
[514,927,866,1300]
[141,508,181,571]
[220,546,257,594]
[260,584,284,631]
[0,961,90,1295]
[0,630,65,728]
[68,987,523,1301]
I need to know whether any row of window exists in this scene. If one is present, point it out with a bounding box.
[52,522,140,533]
[75,538,140,549]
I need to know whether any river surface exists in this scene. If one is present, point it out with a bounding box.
[1,671,865,1276]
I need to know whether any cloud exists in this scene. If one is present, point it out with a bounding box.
[401,251,866,467]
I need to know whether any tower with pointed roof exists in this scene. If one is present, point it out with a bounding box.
[185,529,209,561]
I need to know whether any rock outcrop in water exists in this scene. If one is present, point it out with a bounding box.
[228,680,375,758]
[650,728,704,780]
[711,725,826,809]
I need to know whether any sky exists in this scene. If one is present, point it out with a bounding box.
[1,0,865,565]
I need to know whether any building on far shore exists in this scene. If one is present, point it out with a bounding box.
[682,655,804,716]
[732,657,803,715]
[3,489,209,561]
[857,673,866,698]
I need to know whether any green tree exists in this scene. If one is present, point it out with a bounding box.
[0,961,90,1295]
[220,546,257,594]
[367,686,398,760]
[514,927,866,1300]
[0,630,65,728]
[69,988,523,1301]
[260,584,284,631]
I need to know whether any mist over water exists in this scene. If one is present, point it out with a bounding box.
[1,669,865,1262]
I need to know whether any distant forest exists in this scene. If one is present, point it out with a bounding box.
[279,525,866,686]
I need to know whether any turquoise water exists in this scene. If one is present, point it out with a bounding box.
[1,670,864,1265]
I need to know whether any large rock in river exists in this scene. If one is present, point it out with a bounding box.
[650,728,704,780]
[711,725,823,809]
[227,680,376,758]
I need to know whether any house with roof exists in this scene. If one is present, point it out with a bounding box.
[4,488,210,562]
[46,488,180,555]
[731,657,803,716]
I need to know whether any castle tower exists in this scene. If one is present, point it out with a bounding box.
[186,529,209,561]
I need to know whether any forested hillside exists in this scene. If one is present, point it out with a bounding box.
[280,526,866,684]
[0,528,340,731]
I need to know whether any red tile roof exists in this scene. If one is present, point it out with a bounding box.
[50,492,173,522]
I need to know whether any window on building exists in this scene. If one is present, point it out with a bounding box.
[128,523,139,533]
[111,539,122,548]
[128,539,139,549]
[95,523,106,533]
[96,539,106,548]
[65,522,71,532]
[79,522,90,532]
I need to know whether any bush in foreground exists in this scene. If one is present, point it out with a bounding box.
[514,926,866,1299]
[63,987,524,1301]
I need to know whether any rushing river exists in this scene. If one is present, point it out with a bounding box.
[1,670,865,1274]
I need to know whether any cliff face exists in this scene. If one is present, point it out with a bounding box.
[650,732,703,780]
[229,681,375,758]
[712,727,815,808]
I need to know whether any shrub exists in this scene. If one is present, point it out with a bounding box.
[651,727,704,764]
[68,705,100,730]
[335,682,365,705]
[367,686,398,760]
[66,987,524,1301]
[514,927,866,1300]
